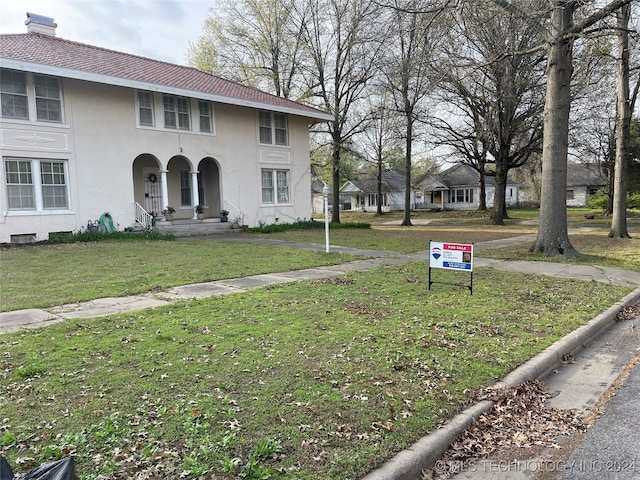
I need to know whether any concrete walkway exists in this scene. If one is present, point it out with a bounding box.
[2,233,640,480]
[3,233,639,333]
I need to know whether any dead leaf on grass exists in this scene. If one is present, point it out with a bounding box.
[432,380,585,479]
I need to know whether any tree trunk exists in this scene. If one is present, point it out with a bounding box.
[606,157,614,215]
[609,3,631,238]
[377,156,383,216]
[530,2,581,258]
[478,174,487,211]
[401,115,413,226]
[478,158,487,211]
[331,137,341,224]
[491,154,508,225]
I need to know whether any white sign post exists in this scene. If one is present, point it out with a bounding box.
[429,241,474,294]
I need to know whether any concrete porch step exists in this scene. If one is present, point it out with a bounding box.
[154,218,237,237]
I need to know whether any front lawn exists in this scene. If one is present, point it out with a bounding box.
[0,262,632,479]
[0,240,360,312]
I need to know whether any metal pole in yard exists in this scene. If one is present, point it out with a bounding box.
[323,183,330,253]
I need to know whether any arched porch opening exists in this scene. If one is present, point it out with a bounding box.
[132,153,162,215]
[197,157,221,219]
[166,155,195,219]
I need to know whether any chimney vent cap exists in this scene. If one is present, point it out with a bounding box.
[25,12,57,35]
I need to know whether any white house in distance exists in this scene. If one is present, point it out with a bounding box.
[416,163,519,210]
[0,13,331,243]
[339,171,412,212]
[566,161,607,207]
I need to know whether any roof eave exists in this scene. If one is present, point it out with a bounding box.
[1,57,333,122]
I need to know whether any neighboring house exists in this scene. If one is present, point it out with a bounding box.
[0,13,331,243]
[311,179,331,215]
[339,171,412,212]
[566,161,607,207]
[416,163,519,210]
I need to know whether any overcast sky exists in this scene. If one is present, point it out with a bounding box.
[0,0,213,65]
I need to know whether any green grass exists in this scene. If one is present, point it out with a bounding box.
[325,206,597,226]
[0,240,360,312]
[1,210,639,478]
[254,226,536,253]
[475,230,640,271]
[0,264,631,479]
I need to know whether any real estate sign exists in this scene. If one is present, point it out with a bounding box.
[429,241,473,271]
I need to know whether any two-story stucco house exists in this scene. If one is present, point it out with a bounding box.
[0,13,331,243]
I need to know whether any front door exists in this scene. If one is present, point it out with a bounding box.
[143,169,162,215]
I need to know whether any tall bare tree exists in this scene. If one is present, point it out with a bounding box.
[526,0,635,257]
[609,3,634,238]
[382,0,451,226]
[433,0,546,223]
[185,0,306,99]
[300,0,385,223]
[353,92,403,215]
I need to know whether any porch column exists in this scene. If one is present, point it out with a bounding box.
[191,170,199,219]
[160,170,169,212]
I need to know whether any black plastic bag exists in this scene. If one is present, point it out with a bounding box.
[1,456,14,480]
[0,457,78,480]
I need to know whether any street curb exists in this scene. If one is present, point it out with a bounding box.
[362,287,640,480]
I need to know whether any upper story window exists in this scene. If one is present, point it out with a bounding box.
[259,111,288,146]
[34,75,62,122]
[136,90,214,134]
[199,100,212,133]
[163,94,190,130]
[138,91,154,126]
[1,70,28,119]
[0,69,63,123]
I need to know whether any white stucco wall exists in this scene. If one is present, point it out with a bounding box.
[0,77,314,242]
[566,186,588,207]
[420,185,519,211]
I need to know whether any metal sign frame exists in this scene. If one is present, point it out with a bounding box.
[428,241,474,295]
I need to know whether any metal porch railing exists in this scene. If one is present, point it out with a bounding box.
[134,202,154,230]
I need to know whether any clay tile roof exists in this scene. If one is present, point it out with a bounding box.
[0,32,331,121]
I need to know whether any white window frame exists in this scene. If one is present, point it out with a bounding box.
[1,70,29,120]
[451,188,473,203]
[198,100,212,133]
[163,94,190,130]
[180,170,192,206]
[1,69,64,124]
[261,169,290,205]
[34,74,63,122]
[4,157,70,212]
[137,90,154,126]
[136,91,214,134]
[258,111,288,146]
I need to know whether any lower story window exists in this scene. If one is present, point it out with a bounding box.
[5,157,68,210]
[261,169,290,204]
[180,171,192,206]
[452,188,473,203]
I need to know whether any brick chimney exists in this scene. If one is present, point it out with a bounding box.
[25,12,57,36]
